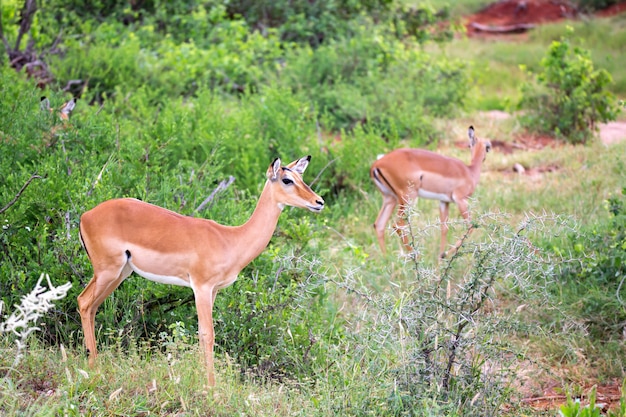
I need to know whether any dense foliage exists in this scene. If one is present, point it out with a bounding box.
[519,32,619,144]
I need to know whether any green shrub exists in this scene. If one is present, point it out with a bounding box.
[276,26,469,134]
[552,187,626,340]
[51,18,286,101]
[214,248,341,380]
[331,213,569,416]
[518,30,620,144]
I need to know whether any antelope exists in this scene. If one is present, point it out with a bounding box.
[370,126,491,258]
[40,96,76,120]
[77,156,324,387]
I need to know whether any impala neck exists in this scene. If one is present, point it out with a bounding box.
[230,180,283,270]
[468,145,488,185]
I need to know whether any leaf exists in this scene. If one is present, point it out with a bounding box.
[109,387,123,402]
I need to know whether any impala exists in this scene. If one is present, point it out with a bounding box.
[370,126,491,258]
[77,156,324,387]
[40,96,76,120]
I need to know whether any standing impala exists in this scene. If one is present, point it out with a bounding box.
[78,156,324,387]
[370,126,491,258]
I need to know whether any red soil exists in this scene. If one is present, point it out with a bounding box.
[465,0,626,36]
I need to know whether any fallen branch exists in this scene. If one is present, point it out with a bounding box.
[194,176,236,213]
[62,79,84,92]
[0,173,43,215]
[470,22,536,34]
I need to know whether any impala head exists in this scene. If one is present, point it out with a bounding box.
[468,125,491,161]
[266,155,325,212]
[40,96,51,112]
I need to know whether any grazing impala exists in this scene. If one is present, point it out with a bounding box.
[78,156,324,387]
[370,126,491,258]
[40,96,77,120]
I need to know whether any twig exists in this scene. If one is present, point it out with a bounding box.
[87,154,114,196]
[62,79,83,92]
[521,395,567,403]
[194,176,236,213]
[310,158,336,188]
[0,173,43,215]
[14,0,37,52]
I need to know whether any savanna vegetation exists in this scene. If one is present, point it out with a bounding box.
[1,0,625,415]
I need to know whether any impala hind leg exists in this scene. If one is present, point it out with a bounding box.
[194,286,217,387]
[373,195,397,254]
[77,262,132,366]
[444,198,473,259]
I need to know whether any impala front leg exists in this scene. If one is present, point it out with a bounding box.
[194,286,217,387]
[438,201,450,259]
[448,198,473,258]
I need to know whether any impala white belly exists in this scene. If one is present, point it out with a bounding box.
[128,260,191,287]
[418,189,453,203]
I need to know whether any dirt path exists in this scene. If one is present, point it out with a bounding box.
[465,0,626,37]
[599,121,626,145]
[481,111,626,146]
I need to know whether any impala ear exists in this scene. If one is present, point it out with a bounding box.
[267,158,282,181]
[287,155,311,175]
[468,125,476,147]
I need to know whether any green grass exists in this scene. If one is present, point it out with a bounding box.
[0,342,321,416]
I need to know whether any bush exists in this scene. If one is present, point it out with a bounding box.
[215,250,342,380]
[51,18,286,101]
[576,0,621,13]
[553,187,626,340]
[330,212,571,416]
[275,25,469,134]
[518,30,619,144]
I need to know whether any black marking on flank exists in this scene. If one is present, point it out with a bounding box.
[373,167,400,198]
[78,224,90,258]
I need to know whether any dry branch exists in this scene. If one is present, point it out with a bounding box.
[0,173,43,215]
[194,176,236,213]
[470,21,536,34]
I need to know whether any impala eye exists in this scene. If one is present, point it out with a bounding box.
[282,178,294,185]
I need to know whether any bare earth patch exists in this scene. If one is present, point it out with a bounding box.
[465,0,626,37]
[599,121,626,145]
